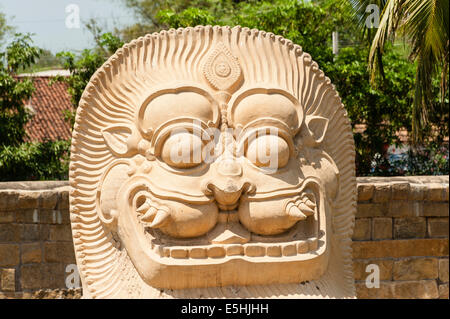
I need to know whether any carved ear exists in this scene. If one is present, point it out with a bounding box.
[305,116,328,145]
[102,125,139,156]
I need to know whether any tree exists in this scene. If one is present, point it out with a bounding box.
[0,34,70,180]
[56,0,447,176]
[55,32,124,127]
[0,11,14,45]
[348,0,449,141]
[119,0,236,41]
[0,33,40,146]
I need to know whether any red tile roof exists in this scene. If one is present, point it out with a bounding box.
[23,76,73,142]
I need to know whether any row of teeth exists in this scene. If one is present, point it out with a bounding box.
[152,237,319,259]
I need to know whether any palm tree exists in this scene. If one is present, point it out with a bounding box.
[349,0,449,141]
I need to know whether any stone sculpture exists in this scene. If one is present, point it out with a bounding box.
[69,26,356,298]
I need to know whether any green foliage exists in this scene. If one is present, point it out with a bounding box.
[0,11,14,45]
[19,49,62,74]
[157,8,217,28]
[0,140,71,181]
[233,0,335,65]
[0,33,71,181]
[323,45,416,174]
[1,33,41,72]
[0,33,40,146]
[120,0,235,40]
[371,144,449,176]
[54,0,447,177]
[349,0,449,141]
[55,32,124,126]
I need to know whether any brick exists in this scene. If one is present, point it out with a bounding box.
[392,280,439,299]
[353,259,393,281]
[427,218,449,238]
[0,291,19,299]
[22,263,71,291]
[352,239,449,259]
[40,191,58,209]
[439,284,449,299]
[355,281,394,299]
[356,203,387,218]
[352,218,371,240]
[439,258,449,283]
[0,224,20,242]
[394,217,426,239]
[21,243,42,264]
[372,184,391,203]
[49,224,73,241]
[17,192,40,209]
[393,257,439,280]
[16,209,40,223]
[357,184,374,201]
[426,183,445,201]
[57,190,70,210]
[20,224,40,241]
[40,209,64,224]
[422,202,449,217]
[44,242,76,264]
[0,212,14,223]
[409,184,426,200]
[387,201,422,217]
[372,218,392,240]
[41,263,66,289]
[0,244,20,267]
[39,224,50,241]
[0,268,15,292]
[20,264,42,289]
[391,182,410,200]
[0,191,19,211]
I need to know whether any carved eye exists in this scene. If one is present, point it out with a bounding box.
[246,135,290,169]
[160,132,204,168]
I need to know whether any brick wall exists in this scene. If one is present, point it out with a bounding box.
[353,176,449,299]
[0,182,80,299]
[0,177,448,299]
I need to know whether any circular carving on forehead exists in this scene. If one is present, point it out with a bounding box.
[138,86,220,138]
[215,62,231,78]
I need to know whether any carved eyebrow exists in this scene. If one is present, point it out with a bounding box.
[137,85,220,139]
[227,87,303,134]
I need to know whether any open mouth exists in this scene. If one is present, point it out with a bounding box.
[131,185,325,263]
[116,179,329,289]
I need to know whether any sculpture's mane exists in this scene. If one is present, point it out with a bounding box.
[69,25,356,298]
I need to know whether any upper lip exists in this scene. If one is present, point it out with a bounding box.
[202,179,255,210]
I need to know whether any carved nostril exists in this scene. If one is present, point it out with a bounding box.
[202,178,255,211]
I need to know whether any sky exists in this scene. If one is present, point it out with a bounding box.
[0,0,136,53]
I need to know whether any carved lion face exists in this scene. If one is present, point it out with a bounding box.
[70,26,356,298]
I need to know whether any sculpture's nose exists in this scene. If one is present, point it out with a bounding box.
[217,157,242,177]
[203,158,254,210]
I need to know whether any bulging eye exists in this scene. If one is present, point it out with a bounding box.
[161,132,204,168]
[246,135,290,169]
